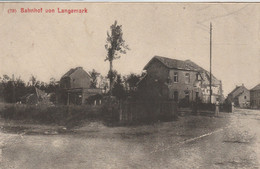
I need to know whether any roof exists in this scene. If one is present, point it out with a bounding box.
[144,56,221,85]
[61,67,90,79]
[229,85,248,96]
[234,91,245,99]
[144,56,198,71]
[251,84,260,91]
[184,59,221,85]
[228,86,240,96]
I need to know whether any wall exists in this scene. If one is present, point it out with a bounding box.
[201,85,222,103]
[82,88,102,104]
[250,89,260,108]
[237,90,250,108]
[70,68,91,89]
[60,77,71,89]
[227,86,248,101]
[168,69,201,102]
[139,59,170,99]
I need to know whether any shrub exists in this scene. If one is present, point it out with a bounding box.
[0,104,103,127]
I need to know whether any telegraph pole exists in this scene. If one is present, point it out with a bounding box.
[209,23,212,104]
[12,74,15,103]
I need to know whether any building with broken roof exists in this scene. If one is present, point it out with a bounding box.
[59,67,102,105]
[21,87,53,105]
[138,56,223,104]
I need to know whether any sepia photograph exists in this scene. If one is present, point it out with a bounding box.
[0,2,260,168]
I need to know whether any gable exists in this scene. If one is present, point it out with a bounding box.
[60,67,91,89]
[70,68,91,80]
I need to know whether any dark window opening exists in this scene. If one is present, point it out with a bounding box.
[173,91,178,101]
[185,73,190,84]
[174,72,178,83]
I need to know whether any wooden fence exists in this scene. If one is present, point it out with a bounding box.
[118,100,178,123]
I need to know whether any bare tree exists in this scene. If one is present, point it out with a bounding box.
[105,20,129,94]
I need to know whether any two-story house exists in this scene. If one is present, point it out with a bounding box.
[138,56,223,104]
[226,84,250,108]
[250,83,260,109]
[59,67,102,105]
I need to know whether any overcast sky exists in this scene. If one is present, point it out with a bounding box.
[0,3,259,96]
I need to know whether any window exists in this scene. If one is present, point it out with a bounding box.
[173,72,178,83]
[244,96,247,99]
[173,91,178,101]
[185,73,190,84]
[184,91,190,101]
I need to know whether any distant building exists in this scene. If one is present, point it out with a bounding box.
[226,84,250,108]
[138,56,223,104]
[21,87,52,105]
[250,84,260,109]
[59,67,102,105]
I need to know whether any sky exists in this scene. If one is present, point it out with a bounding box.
[0,3,259,96]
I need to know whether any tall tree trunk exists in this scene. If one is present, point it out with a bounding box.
[109,60,113,96]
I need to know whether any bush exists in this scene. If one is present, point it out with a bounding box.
[197,102,216,111]
[100,96,120,125]
[0,104,103,127]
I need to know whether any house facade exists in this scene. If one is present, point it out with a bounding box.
[59,67,102,105]
[138,56,223,104]
[226,84,250,108]
[250,84,260,109]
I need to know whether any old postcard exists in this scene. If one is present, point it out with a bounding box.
[0,2,259,169]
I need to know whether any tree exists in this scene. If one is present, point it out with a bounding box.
[107,70,117,92]
[29,75,40,86]
[105,20,129,93]
[2,75,10,84]
[112,74,126,100]
[14,77,27,102]
[89,69,100,89]
[98,75,109,93]
[125,73,141,92]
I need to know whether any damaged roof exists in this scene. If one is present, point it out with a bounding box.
[144,56,199,71]
[144,56,221,85]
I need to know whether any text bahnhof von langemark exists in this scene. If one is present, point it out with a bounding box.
[20,8,88,14]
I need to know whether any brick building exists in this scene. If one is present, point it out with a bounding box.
[138,56,223,104]
[59,67,102,105]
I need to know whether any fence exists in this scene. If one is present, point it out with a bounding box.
[118,100,178,124]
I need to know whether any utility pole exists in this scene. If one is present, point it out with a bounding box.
[12,74,15,103]
[209,22,212,104]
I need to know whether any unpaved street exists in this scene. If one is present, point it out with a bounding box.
[0,109,259,169]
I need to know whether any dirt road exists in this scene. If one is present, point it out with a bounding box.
[0,109,259,169]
